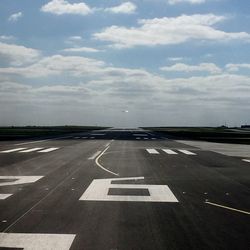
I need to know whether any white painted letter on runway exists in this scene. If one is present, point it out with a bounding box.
[0,233,75,250]
[79,177,178,202]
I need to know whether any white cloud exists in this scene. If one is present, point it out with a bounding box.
[94,14,250,48]
[68,36,83,41]
[0,35,15,41]
[161,63,222,74]
[8,12,23,22]
[1,51,250,126]
[168,0,205,5]
[105,2,136,14]
[0,42,40,66]
[62,47,100,53]
[168,57,184,61]
[0,55,105,78]
[226,63,250,72]
[41,0,92,15]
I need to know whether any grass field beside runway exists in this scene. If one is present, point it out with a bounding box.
[143,126,250,144]
[0,126,109,140]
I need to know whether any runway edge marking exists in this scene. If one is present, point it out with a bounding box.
[205,201,250,215]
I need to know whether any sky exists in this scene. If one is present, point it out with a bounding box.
[0,0,250,127]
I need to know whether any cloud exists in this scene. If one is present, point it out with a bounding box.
[41,0,92,15]
[225,63,250,72]
[168,57,184,61]
[0,42,40,66]
[105,2,137,14]
[0,35,15,41]
[8,12,23,22]
[67,36,83,41]
[62,47,101,53]
[168,0,206,5]
[160,63,222,74]
[94,14,250,48]
[0,55,105,78]
[1,50,250,126]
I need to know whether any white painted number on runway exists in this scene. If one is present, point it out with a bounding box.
[0,176,43,200]
[80,177,178,203]
[0,233,75,250]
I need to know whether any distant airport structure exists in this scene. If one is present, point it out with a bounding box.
[241,125,250,128]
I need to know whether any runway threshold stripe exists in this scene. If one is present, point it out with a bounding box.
[242,159,250,163]
[205,201,250,215]
[19,148,43,153]
[0,148,27,153]
[178,149,196,155]
[38,148,59,153]
[146,149,159,154]
[162,149,177,155]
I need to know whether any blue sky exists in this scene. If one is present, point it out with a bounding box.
[0,0,250,127]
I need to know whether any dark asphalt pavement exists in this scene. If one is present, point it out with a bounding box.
[0,129,249,249]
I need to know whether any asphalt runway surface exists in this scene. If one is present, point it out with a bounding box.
[0,129,249,249]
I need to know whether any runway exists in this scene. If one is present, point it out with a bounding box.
[0,129,249,249]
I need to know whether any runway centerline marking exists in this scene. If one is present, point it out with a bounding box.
[88,151,102,160]
[95,146,119,176]
[205,201,250,215]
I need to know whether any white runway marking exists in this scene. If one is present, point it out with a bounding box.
[14,139,52,146]
[146,149,159,154]
[19,148,43,153]
[95,147,119,176]
[0,148,27,153]
[38,147,59,153]
[0,233,76,250]
[88,151,102,160]
[144,138,149,140]
[205,201,250,215]
[90,137,95,139]
[178,149,196,155]
[14,135,71,146]
[162,149,178,155]
[0,194,12,200]
[242,159,250,163]
[136,137,140,140]
[80,177,179,203]
[0,176,44,187]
